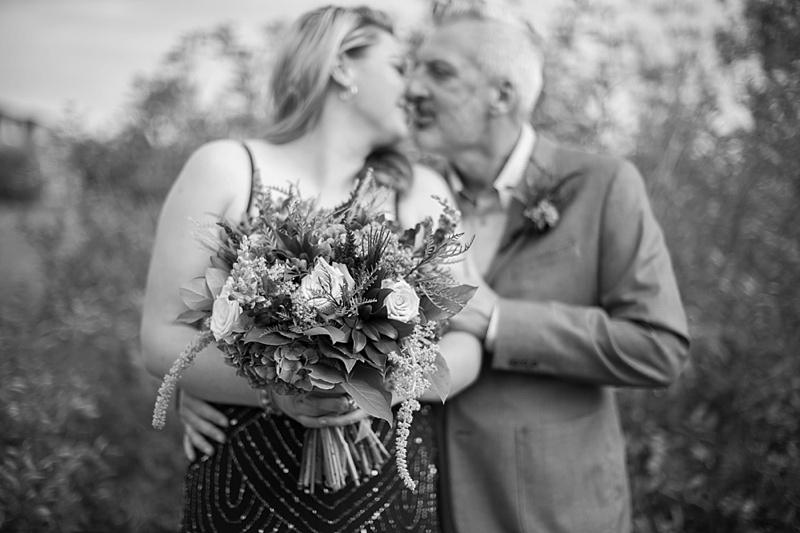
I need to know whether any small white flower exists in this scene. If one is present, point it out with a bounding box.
[524,199,560,232]
[210,285,242,343]
[299,257,355,309]
[381,279,420,323]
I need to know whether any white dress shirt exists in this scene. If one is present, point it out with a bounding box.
[449,124,536,352]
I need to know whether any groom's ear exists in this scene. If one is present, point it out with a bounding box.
[488,80,517,116]
[331,55,355,90]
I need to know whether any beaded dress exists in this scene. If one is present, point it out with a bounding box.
[179,144,442,533]
[180,404,440,532]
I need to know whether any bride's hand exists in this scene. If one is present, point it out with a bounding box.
[292,390,410,428]
[271,388,369,428]
[178,389,229,460]
[303,406,371,428]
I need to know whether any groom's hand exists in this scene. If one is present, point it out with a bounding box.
[449,260,498,342]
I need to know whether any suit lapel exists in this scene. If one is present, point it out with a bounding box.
[485,135,561,284]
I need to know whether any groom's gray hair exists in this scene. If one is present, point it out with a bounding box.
[431,0,545,116]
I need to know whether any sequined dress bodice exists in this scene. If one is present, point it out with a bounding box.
[180,404,440,533]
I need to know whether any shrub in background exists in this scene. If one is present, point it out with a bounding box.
[0,146,44,202]
[0,144,186,531]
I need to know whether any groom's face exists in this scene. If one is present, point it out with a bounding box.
[406,20,494,158]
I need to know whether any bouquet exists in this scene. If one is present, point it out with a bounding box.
[152,169,474,491]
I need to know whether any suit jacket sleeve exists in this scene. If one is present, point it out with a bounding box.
[490,160,690,387]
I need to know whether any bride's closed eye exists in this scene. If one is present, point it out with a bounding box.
[391,57,409,76]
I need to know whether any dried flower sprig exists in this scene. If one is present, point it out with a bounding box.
[152,320,213,429]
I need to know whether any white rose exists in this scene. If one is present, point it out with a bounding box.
[381,279,420,323]
[210,285,242,343]
[299,258,355,309]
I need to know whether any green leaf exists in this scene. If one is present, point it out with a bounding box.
[205,267,229,299]
[386,319,415,339]
[244,330,295,346]
[372,320,398,339]
[302,325,347,343]
[364,343,387,368]
[426,351,452,403]
[341,366,393,423]
[361,322,380,341]
[307,363,345,386]
[448,284,478,304]
[318,339,360,372]
[180,277,213,311]
[374,338,400,355]
[318,338,347,358]
[425,284,479,321]
[174,310,207,325]
[352,329,367,353]
[210,255,229,270]
[276,231,304,256]
[419,296,451,322]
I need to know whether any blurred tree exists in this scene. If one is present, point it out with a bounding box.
[66,22,285,202]
[127,22,282,146]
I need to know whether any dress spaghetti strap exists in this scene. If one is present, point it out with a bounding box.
[242,142,258,214]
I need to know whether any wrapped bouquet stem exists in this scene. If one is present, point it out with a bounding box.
[152,170,474,490]
[297,421,390,493]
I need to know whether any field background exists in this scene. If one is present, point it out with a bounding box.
[1,0,798,531]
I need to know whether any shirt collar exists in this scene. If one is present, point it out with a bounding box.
[447,123,536,207]
[495,123,535,195]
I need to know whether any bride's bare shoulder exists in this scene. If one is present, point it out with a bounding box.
[398,164,456,226]
[409,164,453,198]
[173,139,251,192]
[162,139,251,211]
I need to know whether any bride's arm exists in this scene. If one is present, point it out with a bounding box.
[140,140,262,406]
[398,164,483,403]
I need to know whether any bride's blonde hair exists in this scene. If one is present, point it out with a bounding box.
[264,5,411,190]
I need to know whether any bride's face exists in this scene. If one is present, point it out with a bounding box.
[348,31,409,146]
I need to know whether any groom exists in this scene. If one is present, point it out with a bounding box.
[406,2,689,532]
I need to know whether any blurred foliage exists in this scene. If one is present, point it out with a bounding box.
[533,1,800,531]
[0,146,44,202]
[0,142,185,531]
[1,0,798,531]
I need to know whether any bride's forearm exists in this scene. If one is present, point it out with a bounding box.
[142,322,260,407]
[178,350,261,406]
[420,330,482,403]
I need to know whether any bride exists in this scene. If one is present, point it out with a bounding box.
[140,5,481,532]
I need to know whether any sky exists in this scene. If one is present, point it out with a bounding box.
[0,0,562,135]
[0,0,429,133]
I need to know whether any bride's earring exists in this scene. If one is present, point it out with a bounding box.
[339,84,358,102]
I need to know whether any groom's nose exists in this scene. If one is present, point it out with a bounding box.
[405,74,428,103]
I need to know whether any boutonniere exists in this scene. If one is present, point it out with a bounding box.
[514,165,581,238]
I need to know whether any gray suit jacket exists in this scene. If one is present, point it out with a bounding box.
[440,135,690,533]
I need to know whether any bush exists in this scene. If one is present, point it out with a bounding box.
[0,146,44,202]
[0,148,185,532]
